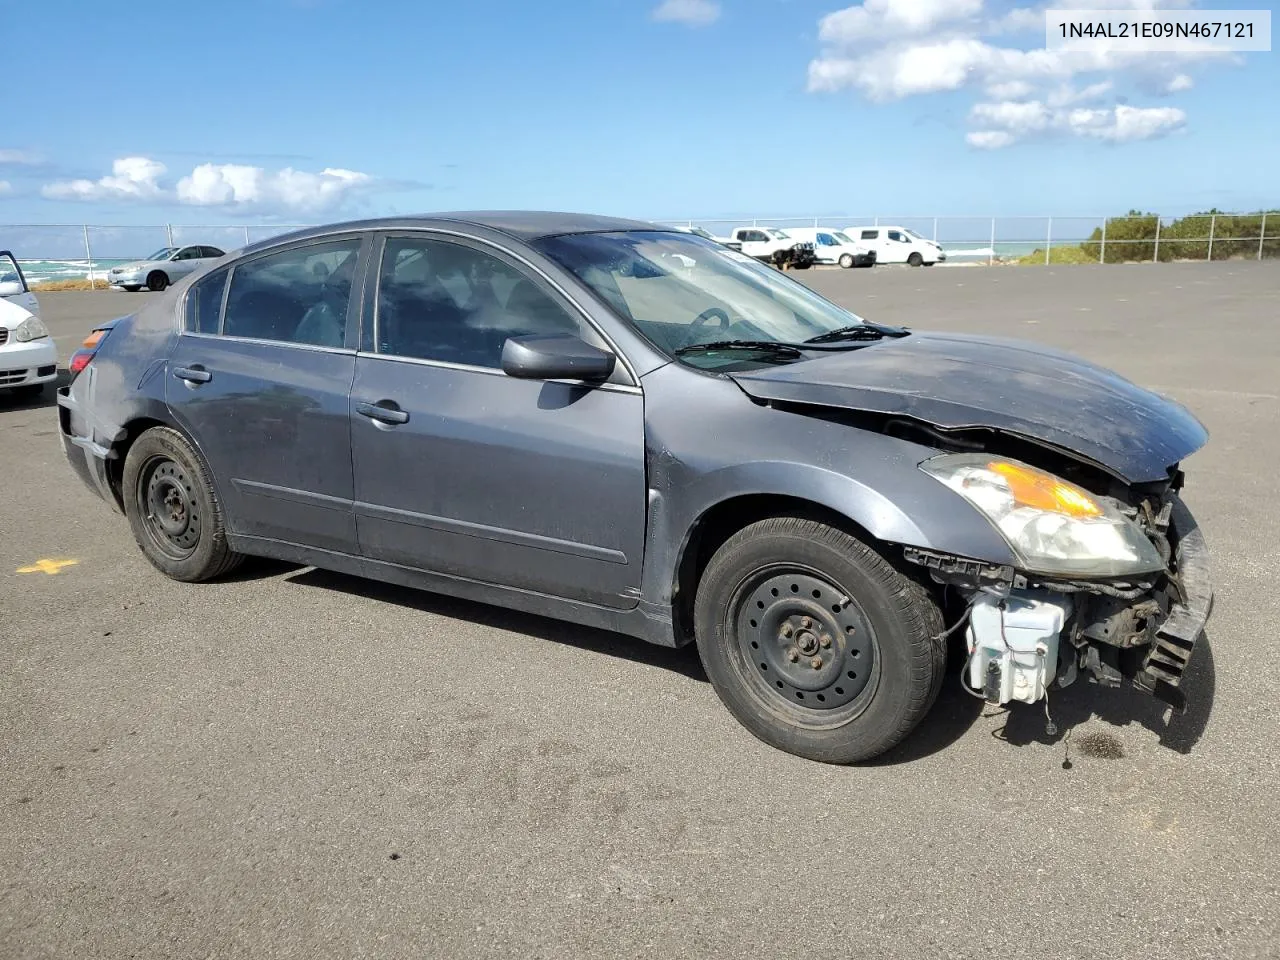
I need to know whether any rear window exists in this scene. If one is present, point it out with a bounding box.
[187,267,229,334]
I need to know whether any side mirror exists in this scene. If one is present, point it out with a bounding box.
[0,280,24,297]
[501,334,616,382]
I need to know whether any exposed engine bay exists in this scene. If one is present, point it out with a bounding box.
[903,463,1212,722]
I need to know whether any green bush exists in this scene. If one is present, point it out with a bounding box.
[1079,208,1280,263]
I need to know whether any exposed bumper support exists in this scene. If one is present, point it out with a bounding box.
[1133,497,1213,712]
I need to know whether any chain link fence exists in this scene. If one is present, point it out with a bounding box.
[3,214,1276,284]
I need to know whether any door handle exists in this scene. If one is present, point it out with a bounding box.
[356,400,410,426]
[173,365,212,384]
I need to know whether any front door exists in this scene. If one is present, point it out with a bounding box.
[0,251,40,317]
[349,233,647,609]
[165,235,369,553]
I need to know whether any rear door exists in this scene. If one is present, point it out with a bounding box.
[168,246,206,280]
[166,234,371,554]
[349,232,647,609]
[0,251,40,317]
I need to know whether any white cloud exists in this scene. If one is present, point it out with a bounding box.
[0,180,11,195]
[41,156,373,213]
[818,0,982,45]
[42,156,167,201]
[807,0,1227,146]
[966,130,1017,149]
[985,79,1034,99]
[651,0,720,26]
[0,149,43,165]
[965,98,1186,147]
[177,164,370,213]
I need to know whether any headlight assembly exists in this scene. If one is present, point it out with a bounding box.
[14,316,49,342]
[920,453,1165,578]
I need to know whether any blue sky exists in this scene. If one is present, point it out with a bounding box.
[1,0,1276,227]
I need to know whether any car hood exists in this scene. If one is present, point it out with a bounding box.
[111,260,161,272]
[729,331,1208,484]
[0,296,35,328]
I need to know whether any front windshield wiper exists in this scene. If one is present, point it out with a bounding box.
[673,340,804,359]
[803,322,910,345]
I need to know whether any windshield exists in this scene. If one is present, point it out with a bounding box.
[903,229,927,241]
[145,247,178,261]
[533,231,867,369]
[767,229,790,239]
[833,231,855,244]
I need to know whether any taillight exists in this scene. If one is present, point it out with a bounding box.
[68,327,111,379]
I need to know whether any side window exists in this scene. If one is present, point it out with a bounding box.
[186,267,229,334]
[222,239,361,347]
[746,230,768,243]
[817,233,834,246]
[861,230,878,240]
[174,247,198,261]
[200,246,225,259]
[888,231,904,242]
[376,237,584,369]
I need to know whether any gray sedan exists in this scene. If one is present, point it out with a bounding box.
[57,212,1213,764]
[108,244,226,292]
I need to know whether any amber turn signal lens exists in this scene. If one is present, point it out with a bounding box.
[81,329,107,349]
[987,461,1102,518]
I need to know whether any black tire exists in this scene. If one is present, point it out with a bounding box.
[123,284,141,292]
[694,517,945,764]
[838,253,855,269]
[907,252,924,267]
[122,425,243,582]
[146,271,169,292]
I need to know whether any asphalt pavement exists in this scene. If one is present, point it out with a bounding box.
[3,263,1278,959]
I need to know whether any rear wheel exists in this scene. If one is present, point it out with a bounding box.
[146,271,169,292]
[907,252,924,267]
[838,254,855,269]
[694,516,945,764]
[122,426,243,582]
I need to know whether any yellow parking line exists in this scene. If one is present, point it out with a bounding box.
[16,559,79,575]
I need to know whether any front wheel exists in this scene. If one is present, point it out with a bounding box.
[122,426,243,582]
[694,517,945,764]
[146,271,169,292]
[907,252,924,267]
[838,254,855,269]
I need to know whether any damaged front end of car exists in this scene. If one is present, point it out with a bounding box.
[903,455,1213,720]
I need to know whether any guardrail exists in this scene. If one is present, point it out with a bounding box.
[3,213,1276,282]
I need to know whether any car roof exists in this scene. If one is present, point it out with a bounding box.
[239,211,674,256]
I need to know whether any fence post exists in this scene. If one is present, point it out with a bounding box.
[932,217,938,243]
[988,218,995,266]
[82,224,95,289]
[1207,214,1215,261]
[874,215,879,227]
[1045,216,1052,265]
[1100,218,1107,263]
[1259,213,1267,261]
[165,223,174,247]
[1153,217,1161,263]
[244,225,251,246]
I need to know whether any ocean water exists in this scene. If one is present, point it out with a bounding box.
[17,259,135,284]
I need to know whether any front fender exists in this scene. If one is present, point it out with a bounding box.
[636,366,1017,616]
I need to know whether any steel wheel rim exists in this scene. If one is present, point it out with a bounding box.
[728,564,879,725]
[138,456,200,560]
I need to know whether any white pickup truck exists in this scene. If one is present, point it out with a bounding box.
[727,227,817,269]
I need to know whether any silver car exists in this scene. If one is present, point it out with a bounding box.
[108,244,226,292]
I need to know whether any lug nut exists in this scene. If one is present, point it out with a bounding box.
[801,617,813,629]
[787,649,800,663]
[820,635,832,649]
[811,657,823,669]
[781,624,794,638]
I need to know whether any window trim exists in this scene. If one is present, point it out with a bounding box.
[366,229,640,389]
[178,233,371,351]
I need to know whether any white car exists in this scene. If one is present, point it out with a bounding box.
[783,228,877,268]
[674,225,744,252]
[1,250,41,317]
[108,244,226,292]
[0,295,58,398]
[846,226,945,266]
